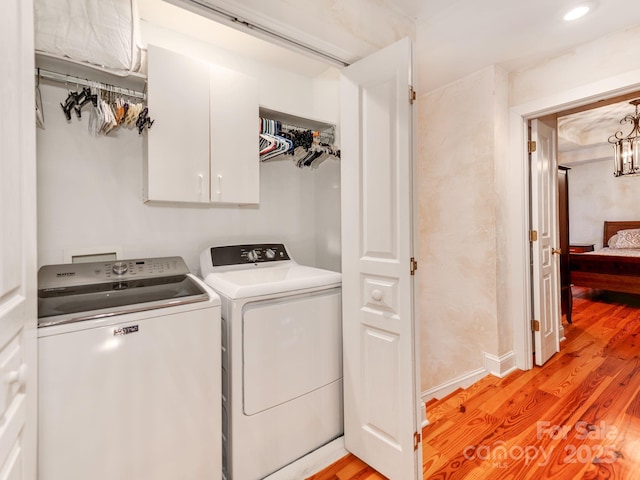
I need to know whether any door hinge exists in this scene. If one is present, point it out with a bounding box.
[532,319,540,332]
[410,257,418,275]
[414,431,421,451]
[530,230,538,242]
[528,141,537,154]
[409,85,416,104]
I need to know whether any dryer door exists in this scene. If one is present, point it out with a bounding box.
[242,288,342,415]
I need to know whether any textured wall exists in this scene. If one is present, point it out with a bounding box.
[568,160,640,249]
[417,66,506,390]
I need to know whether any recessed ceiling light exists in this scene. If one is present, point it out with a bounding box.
[563,5,590,21]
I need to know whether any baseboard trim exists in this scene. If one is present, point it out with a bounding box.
[483,350,517,378]
[421,367,488,403]
[421,351,518,403]
[421,401,428,428]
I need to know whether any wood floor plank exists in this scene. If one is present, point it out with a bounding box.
[307,287,640,479]
[537,351,605,398]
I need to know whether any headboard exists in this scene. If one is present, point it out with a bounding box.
[603,221,640,246]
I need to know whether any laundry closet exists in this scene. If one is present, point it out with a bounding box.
[36,0,342,274]
[32,1,422,479]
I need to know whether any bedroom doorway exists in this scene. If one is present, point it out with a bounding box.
[528,90,640,367]
[511,80,640,371]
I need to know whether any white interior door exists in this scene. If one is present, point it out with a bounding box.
[0,0,38,479]
[530,118,561,366]
[340,37,421,480]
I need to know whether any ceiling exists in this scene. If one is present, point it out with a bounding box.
[558,97,640,165]
[410,0,640,91]
[398,0,640,164]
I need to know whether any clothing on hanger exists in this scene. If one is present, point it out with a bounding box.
[258,116,340,168]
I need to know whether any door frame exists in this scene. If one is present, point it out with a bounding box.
[509,69,640,370]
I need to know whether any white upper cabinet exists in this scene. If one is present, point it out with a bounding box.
[145,45,259,205]
[145,45,210,204]
[210,64,259,204]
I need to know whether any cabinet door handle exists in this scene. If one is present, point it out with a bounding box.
[197,174,204,201]
[552,248,562,255]
[216,175,222,200]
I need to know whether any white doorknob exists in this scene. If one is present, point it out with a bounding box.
[371,289,383,302]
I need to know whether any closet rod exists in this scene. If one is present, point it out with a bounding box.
[35,68,146,100]
[278,122,335,136]
[261,118,335,137]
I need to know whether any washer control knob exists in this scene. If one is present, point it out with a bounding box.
[247,250,259,262]
[112,261,128,275]
[265,248,276,259]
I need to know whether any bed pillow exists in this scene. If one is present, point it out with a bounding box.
[614,229,640,249]
[608,234,619,248]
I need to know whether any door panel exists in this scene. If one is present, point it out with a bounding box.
[0,1,37,479]
[362,79,397,258]
[340,37,421,480]
[530,118,561,366]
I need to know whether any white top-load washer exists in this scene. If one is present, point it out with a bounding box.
[37,257,221,480]
[200,244,343,480]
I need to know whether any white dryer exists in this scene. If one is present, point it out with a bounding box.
[200,244,343,480]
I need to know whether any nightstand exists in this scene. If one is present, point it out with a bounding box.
[569,243,595,253]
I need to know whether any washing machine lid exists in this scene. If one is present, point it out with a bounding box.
[202,264,341,299]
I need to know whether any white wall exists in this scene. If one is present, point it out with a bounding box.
[568,160,640,249]
[510,24,640,107]
[36,20,341,274]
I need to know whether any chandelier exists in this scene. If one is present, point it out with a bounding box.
[609,99,640,177]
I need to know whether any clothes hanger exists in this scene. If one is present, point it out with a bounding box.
[259,118,293,161]
[35,69,45,129]
[60,77,76,121]
[136,106,154,134]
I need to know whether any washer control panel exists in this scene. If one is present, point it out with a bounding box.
[209,244,290,267]
[38,256,190,289]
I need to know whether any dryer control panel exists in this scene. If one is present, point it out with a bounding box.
[209,244,290,267]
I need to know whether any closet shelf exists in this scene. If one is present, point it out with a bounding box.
[259,106,335,133]
[35,51,147,93]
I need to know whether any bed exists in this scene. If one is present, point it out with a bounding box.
[570,221,640,295]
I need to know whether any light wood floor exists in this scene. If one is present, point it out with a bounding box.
[308,287,640,479]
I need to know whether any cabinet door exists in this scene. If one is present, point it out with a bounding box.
[145,45,210,203]
[210,65,259,204]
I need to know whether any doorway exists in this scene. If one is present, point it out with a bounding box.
[511,82,640,371]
